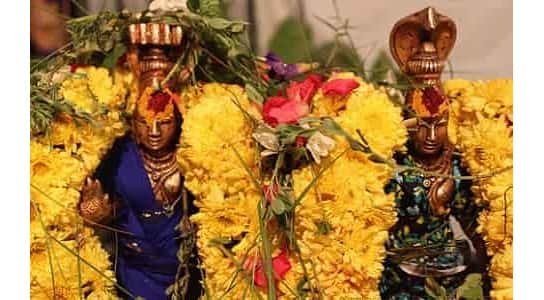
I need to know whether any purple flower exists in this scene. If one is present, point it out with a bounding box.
[265,53,299,80]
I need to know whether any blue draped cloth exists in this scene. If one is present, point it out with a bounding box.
[96,137,201,299]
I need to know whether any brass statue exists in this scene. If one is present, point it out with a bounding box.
[380,7,488,299]
[78,14,201,300]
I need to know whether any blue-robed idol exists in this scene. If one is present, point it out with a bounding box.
[79,79,202,298]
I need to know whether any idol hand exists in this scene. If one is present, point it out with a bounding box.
[429,177,455,216]
[79,177,113,223]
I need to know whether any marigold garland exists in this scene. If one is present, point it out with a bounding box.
[286,73,406,298]
[444,79,513,300]
[177,83,263,297]
[179,73,406,298]
[31,66,133,299]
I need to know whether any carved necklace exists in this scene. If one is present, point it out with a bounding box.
[141,150,181,215]
[413,144,453,188]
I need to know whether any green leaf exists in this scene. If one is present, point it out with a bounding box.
[312,41,364,71]
[245,83,264,104]
[199,0,223,17]
[270,197,286,215]
[296,277,310,297]
[268,17,314,63]
[456,273,484,300]
[101,44,126,69]
[315,220,332,235]
[230,23,246,33]
[368,50,396,84]
[209,236,232,245]
[207,17,234,30]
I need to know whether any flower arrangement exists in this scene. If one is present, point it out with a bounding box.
[178,70,407,298]
[444,79,513,300]
[30,66,133,299]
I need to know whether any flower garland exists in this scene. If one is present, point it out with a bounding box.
[178,72,406,298]
[177,83,263,297]
[30,66,133,299]
[285,73,406,298]
[443,79,513,300]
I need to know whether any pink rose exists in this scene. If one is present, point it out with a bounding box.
[321,78,360,97]
[262,75,322,127]
[262,96,309,127]
[286,74,322,104]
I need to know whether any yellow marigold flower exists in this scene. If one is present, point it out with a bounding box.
[474,79,513,120]
[181,77,404,298]
[336,87,407,158]
[86,66,115,105]
[60,71,95,113]
[30,228,118,300]
[459,116,512,175]
[443,79,475,98]
[446,78,513,299]
[489,245,513,300]
[32,64,133,300]
[178,83,260,198]
[60,66,129,114]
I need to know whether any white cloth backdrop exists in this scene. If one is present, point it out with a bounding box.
[86,0,512,79]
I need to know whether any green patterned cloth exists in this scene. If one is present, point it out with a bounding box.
[379,152,487,300]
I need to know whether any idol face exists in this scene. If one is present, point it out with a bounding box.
[411,115,448,157]
[133,109,178,153]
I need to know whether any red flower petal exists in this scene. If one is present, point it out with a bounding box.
[263,184,280,204]
[321,79,360,97]
[294,136,307,147]
[272,250,292,280]
[70,64,87,73]
[262,96,309,127]
[286,75,322,104]
[254,266,268,288]
[243,250,292,290]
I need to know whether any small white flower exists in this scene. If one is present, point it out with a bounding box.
[306,132,336,164]
[252,125,280,157]
[49,65,71,86]
[149,0,188,12]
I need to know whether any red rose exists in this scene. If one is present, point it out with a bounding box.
[294,136,307,147]
[286,74,322,104]
[422,87,446,115]
[262,96,310,127]
[148,91,171,113]
[321,78,360,97]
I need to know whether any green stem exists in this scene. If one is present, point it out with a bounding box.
[293,149,347,208]
[257,204,277,299]
[31,201,56,298]
[76,217,83,300]
[212,244,264,300]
